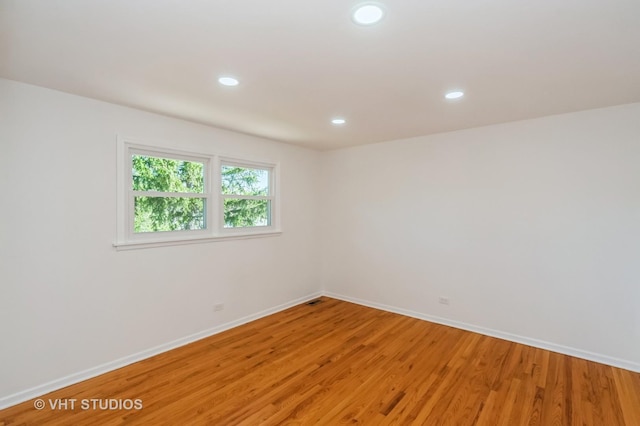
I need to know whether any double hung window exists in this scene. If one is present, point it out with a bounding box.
[116,137,279,249]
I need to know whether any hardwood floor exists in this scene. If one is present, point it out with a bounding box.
[2,297,639,425]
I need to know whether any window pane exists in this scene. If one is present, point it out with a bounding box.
[221,165,269,196]
[133,154,204,193]
[134,196,205,232]
[223,199,270,228]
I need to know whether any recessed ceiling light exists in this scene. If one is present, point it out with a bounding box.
[352,4,384,25]
[445,91,464,100]
[331,118,346,125]
[218,76,239,87]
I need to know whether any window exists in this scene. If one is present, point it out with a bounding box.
[116,136,280,249]
[221,162,273,229]
[132,151,209,233]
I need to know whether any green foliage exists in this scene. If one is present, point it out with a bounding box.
[132,157,271,232]
[134,196,205,232]
[223,198,269,228]
[221,166,268,196]
[132,155,205,232]
[221,166,270,228]
[133,155,203,193]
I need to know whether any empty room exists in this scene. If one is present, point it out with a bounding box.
[1,0,639,424]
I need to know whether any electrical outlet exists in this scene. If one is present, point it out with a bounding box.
[213,303,224,312]
[438,297,450,305]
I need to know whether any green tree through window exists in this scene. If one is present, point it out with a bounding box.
[117,137,280,247]
[132,154,205,232]
[132,155,272,232]
[221,165,271,228]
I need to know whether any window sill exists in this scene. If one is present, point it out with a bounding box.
[113,229,282,251]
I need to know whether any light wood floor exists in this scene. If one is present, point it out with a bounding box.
[2,297,639,425]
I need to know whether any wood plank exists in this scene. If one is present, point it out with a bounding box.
[1,297,639,425]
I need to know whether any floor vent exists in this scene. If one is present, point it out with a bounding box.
[306,299,322,306]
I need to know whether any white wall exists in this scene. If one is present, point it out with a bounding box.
[321,103,640,370]
[0,79,322,401]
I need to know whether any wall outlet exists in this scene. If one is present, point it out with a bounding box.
[438,297,450,305]
[213,303,224,312]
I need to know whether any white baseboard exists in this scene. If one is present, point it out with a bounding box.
[323,291,640,374]
[0,292,322,410]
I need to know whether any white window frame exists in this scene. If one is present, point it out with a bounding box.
[115,136,281,250]
[219,158,277,233]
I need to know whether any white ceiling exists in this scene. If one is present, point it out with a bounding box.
[1,0,639,150]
